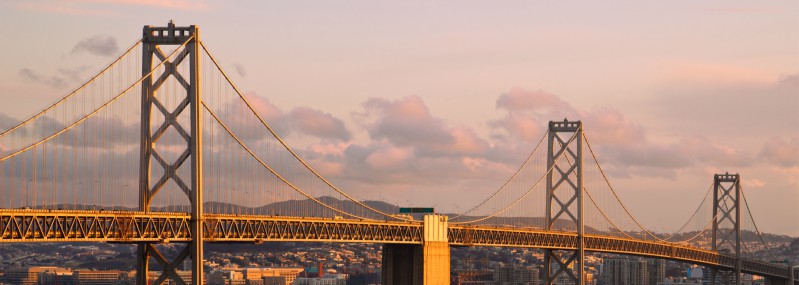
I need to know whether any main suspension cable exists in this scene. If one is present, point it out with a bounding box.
[740,183,776,257]
[202,102,382,221]
[1,38,192,163]
[663,183,714,241]
[450,130,579,225]
[450,129,549,220]
[0,40,142,137]
[583,132,719,243]
[583,185,637,239]
[200,42,412,222]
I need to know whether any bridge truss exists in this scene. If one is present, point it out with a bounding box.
[0,209,794,281]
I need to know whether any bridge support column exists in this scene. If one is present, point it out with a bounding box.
[382,215,449,285]
[382,244,423,285]
[137,22,203,285]
[711,173,741,285]
[543,120,584,285]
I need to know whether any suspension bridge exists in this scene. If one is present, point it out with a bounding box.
[0,22,795,285]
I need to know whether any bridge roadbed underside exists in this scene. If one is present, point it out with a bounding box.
[0,210,792,280]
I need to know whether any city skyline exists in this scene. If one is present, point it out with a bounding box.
[0,0,797,236]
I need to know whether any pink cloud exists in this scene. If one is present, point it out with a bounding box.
[217,93,351,141]
[776,168,799,187]
[243,93,284,122]
[462,157,514,174]
[360,96,491,158]
[583,108,645,145]
[363,96,453,146]
[675,136,752,167]
[603,143,692,169]
[0,112,20,131]
[488,88,760,179]
[760,137,799,168]
[490,88,653,164]
[212,93,288,142]
[305,157,345,177]
[448,128,489,154]
[592,134,753,178]
[489,114,543,141]
[777,73,799,88]
[288,108,351,141]
[307,141,351,157]
[743,178,766,188]
[366,147,411,170]
[418,127,489,157]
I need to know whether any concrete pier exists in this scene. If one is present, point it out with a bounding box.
[382,215,450,285]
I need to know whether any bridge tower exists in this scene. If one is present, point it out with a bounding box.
[137,22,203,285]
[543,119,585,285]
[712,173,741,285]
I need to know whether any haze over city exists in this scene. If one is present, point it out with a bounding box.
[0,0,797,238]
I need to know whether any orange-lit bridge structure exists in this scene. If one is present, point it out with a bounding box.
[0,23,794,285]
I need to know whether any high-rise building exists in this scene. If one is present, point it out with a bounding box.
[647,259,665,285]
[601,258,628,285]
[495,265,539,285]
[600,258,651,285]
[628,259,648,285]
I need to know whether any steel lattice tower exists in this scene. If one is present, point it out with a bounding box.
[712,173,742,285]
[543,119,584,285]
[137,22,203,285]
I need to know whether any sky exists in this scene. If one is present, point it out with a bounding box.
[0,1,797,236]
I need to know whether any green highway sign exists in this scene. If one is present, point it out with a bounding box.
[399,207,434,214]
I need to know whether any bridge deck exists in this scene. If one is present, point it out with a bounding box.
[0,209,792,280]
